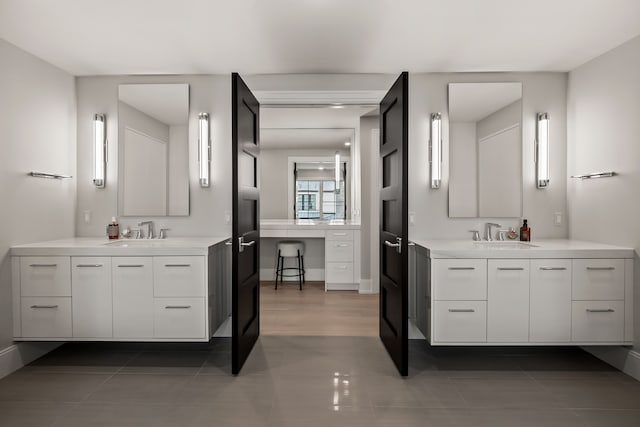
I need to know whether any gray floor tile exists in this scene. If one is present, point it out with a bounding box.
[53,402,193,427]
[573,409,640,426]
[452,378,564,408]
[0,372,110,403]
[0,402,74,427]
[121,350,209,375]
[24,350,137,374]
[452,408,586,427]
[84,373,192,404]
[537,379,640,409]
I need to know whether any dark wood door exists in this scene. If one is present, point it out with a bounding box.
[379,72,409,376]
[232,73,260,375]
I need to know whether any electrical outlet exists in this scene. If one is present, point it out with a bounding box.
[409,212,415,225]
[554,212,562,226]
[225,211,231,224]
[83,210,91,224]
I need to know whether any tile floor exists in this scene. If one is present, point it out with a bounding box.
[1,337,639,426]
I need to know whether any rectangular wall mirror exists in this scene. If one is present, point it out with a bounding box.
[118,84,190,216]
[448,82,523,218]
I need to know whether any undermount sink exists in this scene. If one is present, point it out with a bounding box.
[472,241,538,249]
[103,239,181,247]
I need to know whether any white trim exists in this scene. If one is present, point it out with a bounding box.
[260,267,324,282]
[477,122,520,143]
[253,90,387,106]
[0,342,61,380]
[359,279,373,294]
[583,347,640,382]
[326,283,359,291]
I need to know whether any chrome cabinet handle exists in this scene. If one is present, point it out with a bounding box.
[117,264,144,268]
[539,267,567,271]
[165,264,191,267]
[29,264,57,267]
[448,309,475,313]
[336,265,348,270]
[76,264,103,268]
[586,267,615,270]
[497,267,524,271]
[448,267,475,271]
[30,305,58,309]
[586,308,615,313]
[335,243,349,248]
[165,305,191,309]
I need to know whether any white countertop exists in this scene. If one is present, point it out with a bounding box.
[10,236,230,256]
[413,239,635,259]
[260,219,361,230]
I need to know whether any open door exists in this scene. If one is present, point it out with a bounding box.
[232,73,260,375]
[379,72,409,376]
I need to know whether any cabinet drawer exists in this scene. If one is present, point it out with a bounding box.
[433,301,487,343]
[432,259,487,300]
[325,230,354,241]
[325,240,354,262]
[153,298,206,339]
[20,257,71,297]
[153,256,205,297]
[20,297,71,338]
[572,259,624,300]
[325,262,354,283]
[572,300,624,342]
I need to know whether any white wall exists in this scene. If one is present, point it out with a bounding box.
[567,35,640,377]
[0,39,76,375]
[76,75,232,238]
[409,72,568,240]
[359,116,379,280]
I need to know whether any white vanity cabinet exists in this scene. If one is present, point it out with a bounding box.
[418,240,634,346]
[11,237,229,342]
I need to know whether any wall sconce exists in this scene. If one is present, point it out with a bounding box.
[429,113,442,189]
[334,151,341,191]
[535,112,549,188]
[93,114,106,188]
[198,112,210,187]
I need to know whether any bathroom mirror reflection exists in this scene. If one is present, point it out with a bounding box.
[117,84,190,216]
[448,82,523,218]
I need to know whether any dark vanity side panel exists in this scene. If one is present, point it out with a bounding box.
[415,245,431,341]
[208,240,232,337]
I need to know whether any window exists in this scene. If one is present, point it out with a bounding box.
[296,179,345,220]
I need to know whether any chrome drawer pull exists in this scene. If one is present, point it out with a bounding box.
[586,308,615,313]
[539,267,567,271]
[586,267,615,270]
[497,267,524,271]
[336,265,348,270]
[448,309,475,313]
[448,267,475,271]
[332,232,347,236]
[29,264,57,267]
[30,305,58,309]
[165,264,191,267]
[335,243,349,248]
[117,265,144,268]
[165,305,191,309]
[76,264,103,268]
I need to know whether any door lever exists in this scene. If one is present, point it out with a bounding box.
[239,236,256,253]
[384,236,402,254]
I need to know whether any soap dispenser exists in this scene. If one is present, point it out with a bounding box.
[519,219,531,242]
[107,217,120,240]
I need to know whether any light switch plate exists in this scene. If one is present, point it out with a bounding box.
[83,210,91,224]
[554,212,562,226]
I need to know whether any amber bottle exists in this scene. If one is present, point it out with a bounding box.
[519,219,530,242]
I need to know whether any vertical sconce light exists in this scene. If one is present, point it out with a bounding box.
[429,113,442,189]
[93,114,106,188]
[198,112,210,187]
[335,151,341,191]
[536,112,550,188]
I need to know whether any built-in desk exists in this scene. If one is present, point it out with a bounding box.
[260,220,361,291]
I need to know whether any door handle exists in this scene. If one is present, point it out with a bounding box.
[384,236,402,254]
[239,236,255,253]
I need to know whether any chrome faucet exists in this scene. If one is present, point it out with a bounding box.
[138,221,154,239]
[485,222,502,241]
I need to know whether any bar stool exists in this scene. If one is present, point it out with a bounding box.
[274,240,305,290]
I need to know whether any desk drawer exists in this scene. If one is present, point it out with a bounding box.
[326,262,354,283]
[325,230,354,241]
[325,240,354,262]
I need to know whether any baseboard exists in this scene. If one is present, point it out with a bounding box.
[582,346,640,381]
[0,342,61,380]
[260,268,324,281]
[359,279,377,294]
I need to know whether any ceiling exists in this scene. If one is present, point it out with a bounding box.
[449,82,522,122]
[1,0,639,75]
[261,128,353,150]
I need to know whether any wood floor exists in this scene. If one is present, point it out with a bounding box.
[260,281,379,336]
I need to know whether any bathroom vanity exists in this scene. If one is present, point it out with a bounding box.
[11,237,230,342]
[412,239,634,346]
[260,219,361,291]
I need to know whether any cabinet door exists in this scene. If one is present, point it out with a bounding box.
[487,259,529,342]
[530,259,571,342]
[112,257,153,338]
[72,257,112,338]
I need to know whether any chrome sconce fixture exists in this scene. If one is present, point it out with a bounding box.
[198,112,211,187]
[93,114,106,188]
[535,112,550,188]
[334,151,341,193]
[429,113,442,189]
